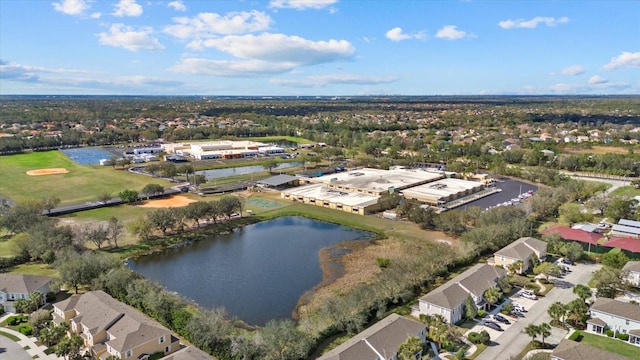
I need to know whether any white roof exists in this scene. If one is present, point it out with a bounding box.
[308,168,443,193]
[402,178,484,200]
[283,183,379,207]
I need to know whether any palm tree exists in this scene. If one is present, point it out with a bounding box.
[547,302,567,326]
[567,299,588,326]
[538,323,551,347]
[398,336,424,360]
[483,287,502,311]
[510,260,524,274]
[573,284,592,301]
[524,324,540,344]
[28,290,45,311]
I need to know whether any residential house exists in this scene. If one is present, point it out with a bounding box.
[52,290,180,359]
[161,346,214,360]
[586,298,640,346]
[623,261,640,287]
[317,313,427,360]
[493,237,547,274]
[550,339,632,360]
[0,274,52,313]
[416,264,507,324]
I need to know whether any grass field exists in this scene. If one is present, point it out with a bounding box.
[564,145,636,155]
[0,150,173,205]
[609,186,640,197]
[578,332,640,358]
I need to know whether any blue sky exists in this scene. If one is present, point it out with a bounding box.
[1,0,638,96]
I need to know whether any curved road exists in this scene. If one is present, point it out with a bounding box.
[0,334,36,360]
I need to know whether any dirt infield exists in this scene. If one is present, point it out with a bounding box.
[138,195,197,208]
[26,168,70,176]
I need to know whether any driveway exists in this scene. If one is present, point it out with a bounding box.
[0,334,32,360]
[476,261,601,360]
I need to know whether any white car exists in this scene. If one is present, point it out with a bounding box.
[520,291,538,300]
[512,303,526,312]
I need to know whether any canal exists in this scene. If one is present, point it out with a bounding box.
[128,216,373,326]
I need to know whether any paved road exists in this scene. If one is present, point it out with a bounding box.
[477,262,601,360]
[559,171,632,194]
[0,334,32,360]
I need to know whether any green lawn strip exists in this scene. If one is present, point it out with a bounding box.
[0,151,173,205]
[0,330,21,341]
[578,332,640,358]
[0,237,14,258]
[466,343,488,360]
[609,186,640,197]
[6,263,58,277]
[230,136,315,145]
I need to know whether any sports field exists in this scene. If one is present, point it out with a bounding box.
[0,150,173,205]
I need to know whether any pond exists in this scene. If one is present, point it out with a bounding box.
[128,216,373,326]
[200,162,301,179]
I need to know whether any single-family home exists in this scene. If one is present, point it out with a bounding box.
[586,298,640,346]
[550,339,632,360]
[417,264,507,324]
[493,237,547,274]
[161,346,214,360]
[623,261,640,287]
[52,290,180,359]
[317,313,427,360]
[0,274,52,313]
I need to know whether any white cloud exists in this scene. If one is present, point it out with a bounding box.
[112,0,143,18]
[169,58,297,77]
[164,11,272,39]
[603,51,640,70]
[498,16,569,29]
[588,75,607,85]
[90,12,102,19]
[52,0,90,16]
[270,74,397,88]
[560,65,585,76]
[168,1,186,12]
[269,0,338,10]
[97,24,164,51]
[385,27,425,41]
[435,25,474,40]
[195,33,355,65]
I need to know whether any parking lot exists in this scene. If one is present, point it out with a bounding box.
[475,260,602,360]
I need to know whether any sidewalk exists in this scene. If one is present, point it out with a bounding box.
[0,313,63,360]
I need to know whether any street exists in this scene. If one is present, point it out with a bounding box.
[476,261,601,360]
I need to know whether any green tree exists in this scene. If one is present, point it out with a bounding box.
[566,299,588,326]
[0,199,46,234]
[97,192,112,204]
[141,183,165,199]
[524,324,540,344]
[54,334,84,360]
[605,198,638,222]
[118,189,139,204]
[483,287,501,310]
[128,216,153,241]
[538,322,551,347]
[28,290,45,312]
[263,159,279,174]
[601,250,629,269]
[398,336,424,360]
[107,217,124,248]
[464,295,478,319]
[591,267,625,298]
[572,284,592,301]
[41,196,61,215]
[561,242,584,262]
[261,319,312,360]
[547,302,567,326]
[534,262,562,282]
[509,260,524,274]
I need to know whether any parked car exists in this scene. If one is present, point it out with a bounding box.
[561,265,572,273]
[561,258,575,266]
[511,310,525,318]
[482,321,503,331]
[493,314,510,324]
[512,303,526,312]
[520,291,538,300]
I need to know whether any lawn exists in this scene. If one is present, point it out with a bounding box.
[578,332,640,358]
[6,263,57,277]
[0,150,173,205]
[609,186,640,198]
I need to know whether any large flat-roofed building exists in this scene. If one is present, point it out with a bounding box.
[401,178,486,206]
[306,168,444,196]
[282,183,379,215]
[162,141,282,160]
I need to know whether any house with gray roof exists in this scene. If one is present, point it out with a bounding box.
[52,290,180,359]
[0,274,52,313]
[551,339,632,360]
[611,219,640,238]
[416,264,507,324]
[317,313,427,360]
[161,346,214,360]
[493,237,547,274]
[586,298,640,346]
[623,261,640,287]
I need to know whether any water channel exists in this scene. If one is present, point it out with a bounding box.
[200,162,301,179]
[128,216,373,326]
